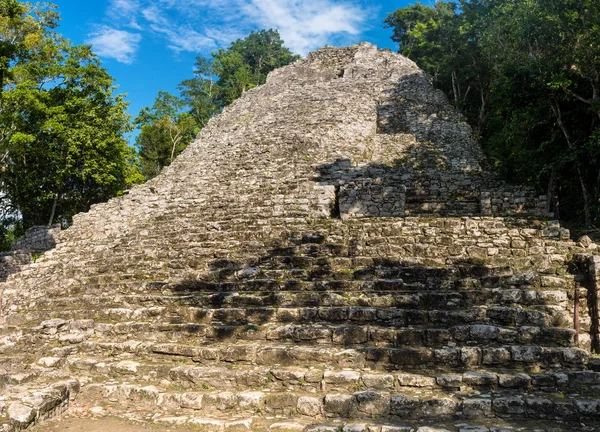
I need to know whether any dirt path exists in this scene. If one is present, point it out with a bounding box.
[30,417,195,432]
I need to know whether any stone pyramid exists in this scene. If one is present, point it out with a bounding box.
[0,43,599,432]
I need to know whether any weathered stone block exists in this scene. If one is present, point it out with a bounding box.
[362,373,394,390]
[324,394,355,417]
[297,396,322,417]
[396,373,435,388]
[525,397,554,418]
[492,396,525,416]
[389,394,420,418]
[354,391,389,417]
[462,398,492,418]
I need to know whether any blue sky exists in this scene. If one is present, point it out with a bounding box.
[55,0,414,140]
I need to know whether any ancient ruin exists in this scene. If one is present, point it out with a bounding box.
[1,43,600,431]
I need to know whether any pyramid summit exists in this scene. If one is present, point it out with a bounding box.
[0,44,599,431]
[66,42,545,241]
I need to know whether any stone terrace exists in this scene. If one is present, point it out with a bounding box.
[0,44,599,432]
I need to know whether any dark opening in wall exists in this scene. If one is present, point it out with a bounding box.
[332,186,341,219]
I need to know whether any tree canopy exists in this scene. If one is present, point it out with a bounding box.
[0,0,141,247]
[385,0,600,226]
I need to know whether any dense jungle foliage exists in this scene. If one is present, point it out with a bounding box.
[385,0,600,227]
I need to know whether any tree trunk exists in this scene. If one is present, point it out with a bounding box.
[451,70,459,106]
[550,101,593,226]
[477,85,487,138]
[547,168,560,219]
[48,193,58,227]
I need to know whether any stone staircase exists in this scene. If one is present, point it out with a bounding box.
[1,215,599,431]
[1,44,599,431]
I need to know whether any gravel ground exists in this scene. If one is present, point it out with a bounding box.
[30,417,196,432]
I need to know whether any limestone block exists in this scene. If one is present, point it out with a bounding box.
[354,391,389,416]
[187,418,224,431]
[225,419,252,432]
[380,427,411,432]
[436,374,462,388]
[389,394,420,417]
[305,426,339,432]
[179,392,204,410]
[37,357,63,368]
[492,396,525,416]
[324,394,355,417]
[204,392,237,411]
[113,360,140,373]
[7,402,36,425]
[396,373,435,388]
[343,424,368,432]
[482,347,510,365]
[270,423,305,431]
[525,397,554,418]
[462,398,492,418]
[324,370,360,385]
[237,391,264,411]
[462,371,497,386]
[498,373,530,388]
[361,373,394,390]
[265,392,298,410]
[419,398,457,418]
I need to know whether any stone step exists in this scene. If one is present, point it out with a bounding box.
[18,240,573,287]
[70,340,588,371]
[62,356,600,396]
[38,409,593,432]
[83,321,576,349]
[57,254,566,286]
[48,246,571,284]
[0,370,43,389]
[19,285,571,314]
[7,319,578,354]
[10,305,574,336]
[59,220,571,252]
[42,273,572,300]
[79,381,600,423]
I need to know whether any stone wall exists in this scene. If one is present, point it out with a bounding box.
[574,254,600,352]
[339,182,406,219]
[0,252,30,282]
[0,225,60,283]
[481,188,550,218]
[11,225,60,253]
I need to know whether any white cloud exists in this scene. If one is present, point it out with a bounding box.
[86,27,142,64]
[242,0,369,54]
[149,24,217,53]
[142,4,216,53]
[109,0,140,17]
[90,0,374,63]
[108,0,142,29]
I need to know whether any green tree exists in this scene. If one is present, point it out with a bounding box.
[385,0,600,226]
[0,0,59,91]
[0,1,140,237]
[2,42,136,227]
[135,91,197,179]
[178,57,221,129]
[212,29,300,103]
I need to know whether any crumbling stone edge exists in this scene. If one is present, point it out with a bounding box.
[574,253,600,353]
[1,380,79,432]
